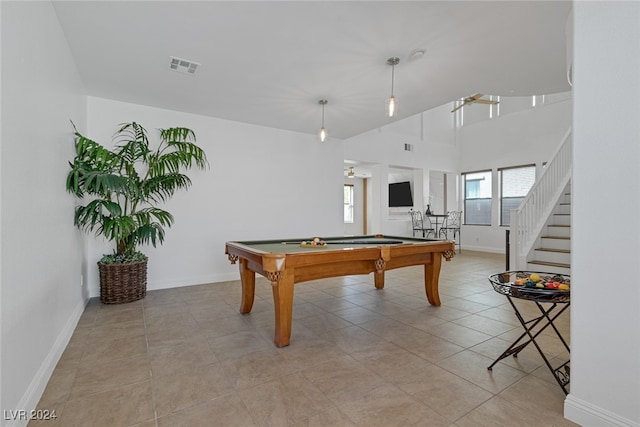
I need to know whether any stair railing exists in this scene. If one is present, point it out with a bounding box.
[510,128,572,270]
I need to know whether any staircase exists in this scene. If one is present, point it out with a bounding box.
[526,188,571,275]
[510,128,572,273]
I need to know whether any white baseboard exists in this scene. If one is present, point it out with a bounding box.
[147,272,240,291]
[5,297,87,427]
[87,272,241,298]
[565,394,640,427]
[460,244,505,254]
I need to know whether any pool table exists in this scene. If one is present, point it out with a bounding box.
[225,234,455,347]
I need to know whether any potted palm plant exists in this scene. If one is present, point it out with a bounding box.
[66,122,208,304]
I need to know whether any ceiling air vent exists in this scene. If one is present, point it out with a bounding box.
[169,56,200,75]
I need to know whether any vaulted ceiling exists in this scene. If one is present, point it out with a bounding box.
[53,1,572,139]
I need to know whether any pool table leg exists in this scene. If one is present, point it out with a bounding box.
[374,271,385,289]
[238,258,256,313]
[271,270,294,347]
[424,253,442,306]
[374,255,387,289]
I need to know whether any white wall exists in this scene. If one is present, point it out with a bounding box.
[84,97,345,295]
[345,96,572,252]
[457,96,572,252]
[1,2,87,424]
[458,95,572,173]
[565,2,640,426]
[344,104,458,236]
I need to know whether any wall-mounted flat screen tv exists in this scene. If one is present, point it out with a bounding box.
[389,181,413,207]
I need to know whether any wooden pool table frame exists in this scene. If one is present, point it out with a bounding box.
[225,234,455,347]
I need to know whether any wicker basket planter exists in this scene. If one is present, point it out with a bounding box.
[98,259,148,304]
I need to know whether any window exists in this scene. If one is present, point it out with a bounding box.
[463,170,492,225]
[344,184,354,223]
[499,165,535,226]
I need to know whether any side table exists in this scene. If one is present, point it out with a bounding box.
[488,271,571,395]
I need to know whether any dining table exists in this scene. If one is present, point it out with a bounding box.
[425,213,448,237]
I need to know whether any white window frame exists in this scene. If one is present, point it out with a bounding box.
[499,164,536,226]
[463,170,492,226]
[344,184,354,224]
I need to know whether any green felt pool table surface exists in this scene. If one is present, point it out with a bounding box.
[230,235,442,254]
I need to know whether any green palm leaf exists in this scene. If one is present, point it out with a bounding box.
[66,122,209,258]
[141,173,192,203]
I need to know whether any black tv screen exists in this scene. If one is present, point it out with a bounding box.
[389,181,413,207]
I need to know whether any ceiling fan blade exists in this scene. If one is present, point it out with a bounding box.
[452,93,498,112]
[474,99,499,105]
[451,103,465,113]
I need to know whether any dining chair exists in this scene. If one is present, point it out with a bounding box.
[409,210,435,238]
[439,210,462,252]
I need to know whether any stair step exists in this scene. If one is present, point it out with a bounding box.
[527,260,571,275]
[552,214,571,226]
[533,247,571,264]
[545,225,570,238]
[536,248,570,253]
[529,260,571,268]
[540,237,571,250]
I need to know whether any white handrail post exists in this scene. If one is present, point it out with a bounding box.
[509,209,518,269]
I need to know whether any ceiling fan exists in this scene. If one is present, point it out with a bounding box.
[451,93,499,113]
[344,165,373,178]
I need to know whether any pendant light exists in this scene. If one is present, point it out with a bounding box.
[386,57,400,117]
[318,99,328,142]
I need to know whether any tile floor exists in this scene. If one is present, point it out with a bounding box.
[30,251,578,427]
